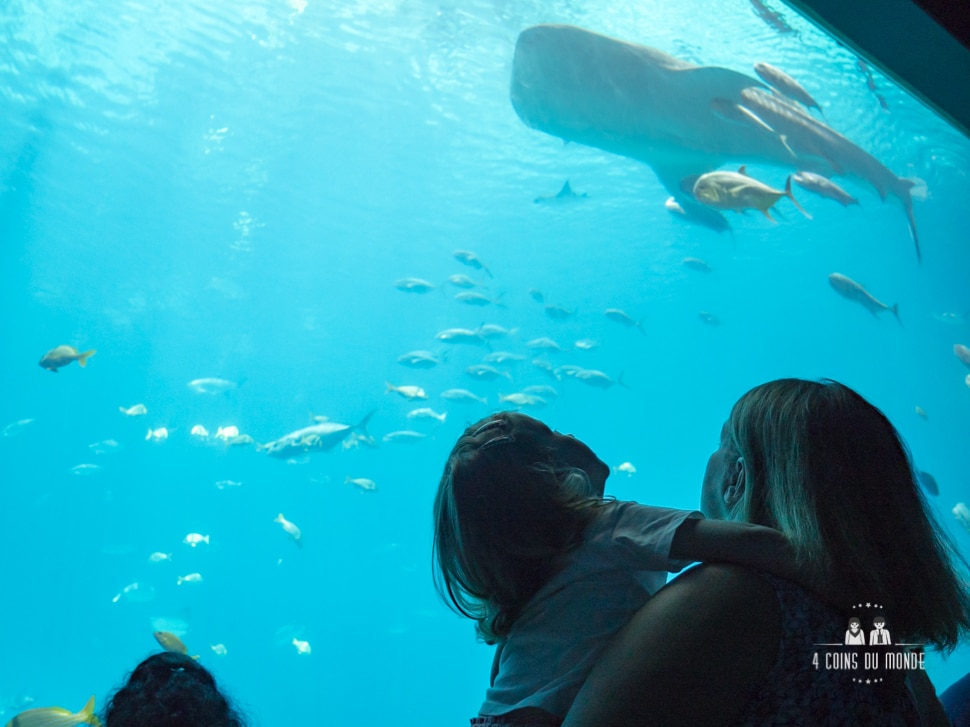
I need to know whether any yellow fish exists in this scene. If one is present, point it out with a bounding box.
[5,695,101,727]
[38,346,96,373]
[153,631,200,660]
[154,630,188,654]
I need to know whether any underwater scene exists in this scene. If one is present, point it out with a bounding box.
[1,0,969,724]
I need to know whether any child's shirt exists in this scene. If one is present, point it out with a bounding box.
[479,500,702,719]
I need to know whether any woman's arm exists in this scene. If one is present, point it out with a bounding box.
[562,564,781,727]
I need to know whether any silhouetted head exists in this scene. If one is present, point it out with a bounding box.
[433,412,608,642]
[702,378,970,650]
[103,652,248,727]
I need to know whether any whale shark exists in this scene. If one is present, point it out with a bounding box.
[258,411,375,459]
[510,24,920,262]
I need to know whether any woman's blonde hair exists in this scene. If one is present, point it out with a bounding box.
[432,413,603,643]
[727,378,970,651]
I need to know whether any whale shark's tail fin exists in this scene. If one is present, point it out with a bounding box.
[894,177,920,264]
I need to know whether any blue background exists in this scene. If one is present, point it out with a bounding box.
[1,0,968,724]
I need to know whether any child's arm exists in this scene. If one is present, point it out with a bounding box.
[669,518,799,583]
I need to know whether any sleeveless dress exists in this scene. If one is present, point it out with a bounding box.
[736,574,920,726]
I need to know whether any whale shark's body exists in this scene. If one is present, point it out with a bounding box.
[510,24,919,261]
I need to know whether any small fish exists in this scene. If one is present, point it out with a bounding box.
[692,167,811,220]
[605,308,645,334]
[397,350,443,369]
[498,392,547,407]
[682,257,712,273]
[89,439,120,455]
[574,339,599,351]
[39,345,96,373]
[916,471,939,497]
[2,418,35,437]
[183,533,210,548]
[754,62,822,113]
[382,430,427,443]
[483,351,526,364]
[792,171,859,207]
[440,389,487,404]
[954,344,970,368]
[215,425,240,440]
[749,0,795,34]
[211,643,228,656]
[966,373,970,390]
[148,552,172,563]
[545,304,573,320]
[394,277,436,293]
[528,288,545,304]
[406,407,447,423]
[526,337,562,352]
[274,513,303,547]
[573,369,615,389]
[698,312,722,326]
[533,179,588,204]
[119,403,147,416]
[386,382,428,400]
[187,377,240,395]
[177,572,203,586]
[953,502,970,534]
[190,424,209,438]
[145,427,169,442]
[111,582,155,604]
[454,291,501,307]
[154,630,190,654]
[465,364,512,381]
[453,250,492,277]
[828,273,900,324]
[522,384,558,398]
[292,637,312,655]
[435,327,485,345]
[531,359,560,381]
[5,695,101,727]
[915,406,928,420]
[215,479,242,489]
[346,476,377,491]
[447,274,479,288]
[477,324,518,339]
[71,463,102,476]
[614,462,636,476]
[934,312,969,325]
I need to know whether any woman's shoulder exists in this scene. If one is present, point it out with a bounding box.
[563,565,783,727]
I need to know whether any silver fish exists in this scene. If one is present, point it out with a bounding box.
[828,273,900,324]
[793,171,859,207]
[258,411,375,459]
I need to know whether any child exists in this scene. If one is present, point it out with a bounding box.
[433,412,798,727]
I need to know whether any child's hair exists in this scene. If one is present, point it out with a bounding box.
[103,652,248,726]
[433,413,604,643]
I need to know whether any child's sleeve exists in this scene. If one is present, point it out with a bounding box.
[608,501,704,573]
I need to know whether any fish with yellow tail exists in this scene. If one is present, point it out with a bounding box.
[4,695,101,727]
[39,346,96,373]
[274,513,303,547]
[692,167,811,220]
[153,631,200,660]
[828,273,900,324]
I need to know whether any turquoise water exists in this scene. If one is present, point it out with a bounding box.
[1,0,969,724]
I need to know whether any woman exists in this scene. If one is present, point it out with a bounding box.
[563,378,970,726]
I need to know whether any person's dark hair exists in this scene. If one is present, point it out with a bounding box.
[433,413,604,644]
[103,652,248,727]
[727,378,970,651]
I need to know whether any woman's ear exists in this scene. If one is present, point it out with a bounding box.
[723,457,745,507]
